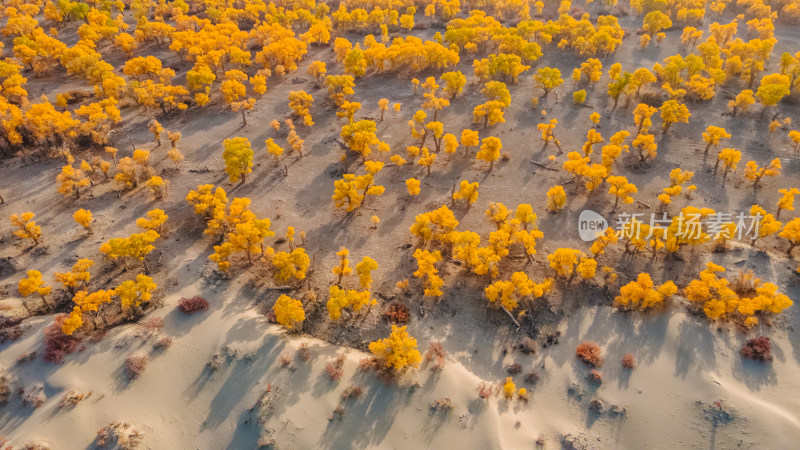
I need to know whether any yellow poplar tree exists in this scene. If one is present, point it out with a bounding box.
[476,136,502,170]
[369,325,422,372]
[222,137,253,183]
[10,212,41,245]
[273,294,305,331]
[546,186,567,212]
[18,270,53,311]
[73,209,93,233]
[614,273,678,311]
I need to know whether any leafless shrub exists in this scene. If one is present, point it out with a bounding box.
[0,371,10,405]
[477,382,494,399]
[732,270,760,296]
[340,385,364,401]
[21,383,46,408]
[279,351,295,370]
[207,353,225,371]
[524,370,540,384]
[326,358,344,381]
[153,335,173,350]
[58,389,89,410]
[19,442,51,450]
[519,336,536,354]
[426,341,446,371]
[124,354,149,379]
[16,351,37,364]
[588,369,603,384]
[329,405,345,421]
[95,422,144,449]
[136,317,164,338]
[430,397,454,414]
[297,342,310,362]
[358,356,376,372]
[0,316,26,343]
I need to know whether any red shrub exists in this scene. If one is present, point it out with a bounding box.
[622,353,636,369]
[326,354,345,381]
[741,336,772,362]
[576,341,604,367]
[178,296,209,314]
[588,369,603,384]
[384,303,411,324]
[124,354,149,379]
[43,315,81,363]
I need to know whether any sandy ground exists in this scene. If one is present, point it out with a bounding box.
[1,2,800,449]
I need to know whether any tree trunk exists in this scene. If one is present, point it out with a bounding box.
[39,294,51,310]
[500,306,520,330]
[22,300,32,316]
[241,110,247,126]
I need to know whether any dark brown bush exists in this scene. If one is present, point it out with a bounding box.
[178,296,209,314]
[330,405,345,420]
[297,343,311,362]
[576,341,604,367]
[589,369,603,384]
[507,363,522,375]
[519,336,536,354]
[741,336,772,362]
[0,316,25,343]
[524,370,540,384]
